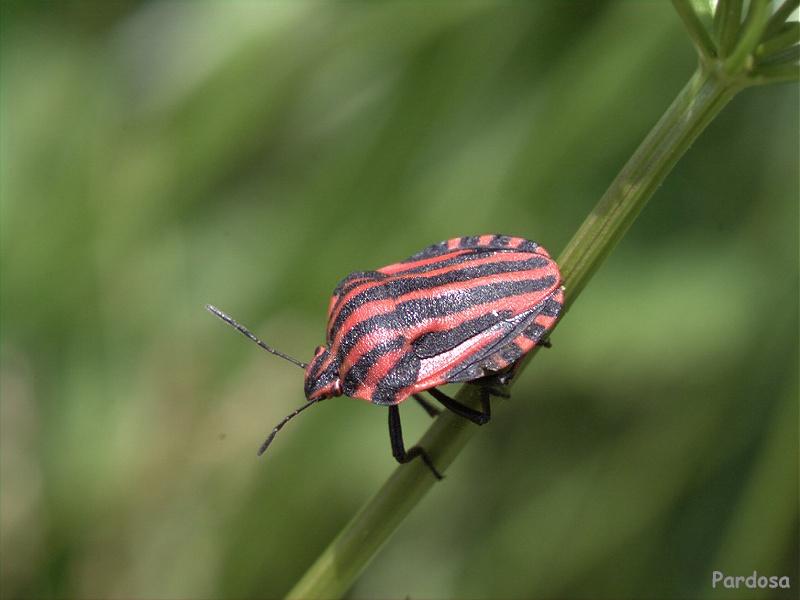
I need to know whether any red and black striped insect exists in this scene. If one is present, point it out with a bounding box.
[208,234,563,479]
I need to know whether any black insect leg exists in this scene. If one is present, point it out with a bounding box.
[413,393,441,417]
[475,375,512,399]
[388,405,443,480]
[539,337,552,348]
[427,387,492,426]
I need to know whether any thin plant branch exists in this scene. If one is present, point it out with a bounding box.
[750,62,800,84]
[673,0,718,59]
[714,0,744,56]
[725,0,772,73]
[757,23,800,58]
[765,0,800,39]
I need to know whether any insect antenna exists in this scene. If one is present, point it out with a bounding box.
[257,398,324,455]
[205,305,308,369]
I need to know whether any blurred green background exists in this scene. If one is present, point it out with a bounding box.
[1,2,797,599]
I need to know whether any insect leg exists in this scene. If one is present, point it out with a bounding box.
[413,393,441,417]
[539,337,552,348]
[388,405,443,480]
[427,387,491,425]
[473,373,515,399]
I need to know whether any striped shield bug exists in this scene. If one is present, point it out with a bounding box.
[208,234,564,479]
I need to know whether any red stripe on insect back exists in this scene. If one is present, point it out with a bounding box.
[330,268,554,359]
[326,295,338,322]
[533,311,557,331]
[346,347,407,400]
[378,248,475,275]
[387,268,550,305]
[384,249,534,278]
[327,273,383,319]
[331,277,558,368]
[329,250,500,326]
[530,287,564,331]
[390,235,542,266]
[337,287,554,376]
[346,253,553,314]
[327,252,549,340]
[497,330,537,367]
[338,297,510,373]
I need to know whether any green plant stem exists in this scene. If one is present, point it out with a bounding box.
[556,67,740,304]
[765,0,800,39]
[286,65,741,600]
[750,62,800,84]
[673,0,718,58]
[725,0,771,73]
[714,0,744,57]
[757,23,800,58]
[758,44,800,66]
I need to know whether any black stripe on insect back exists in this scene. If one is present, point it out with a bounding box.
[372,351,422,405]
[413,310,513,358]
[336,275,557,361]
[403,240,450,262]
[516,240,539,253]
[490,234,512,247]
[390,251,546,277]
[331,257,549,336]
[304,355,340,398]
[523,323,547,342]
[332,270,388,297]
[341,336,405,396]
[538,295,563,317]
[479,340,525,373]
[500,341,524,362]
[390,251,493,276]
[400,235,536,262]
[307,356,324,382]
